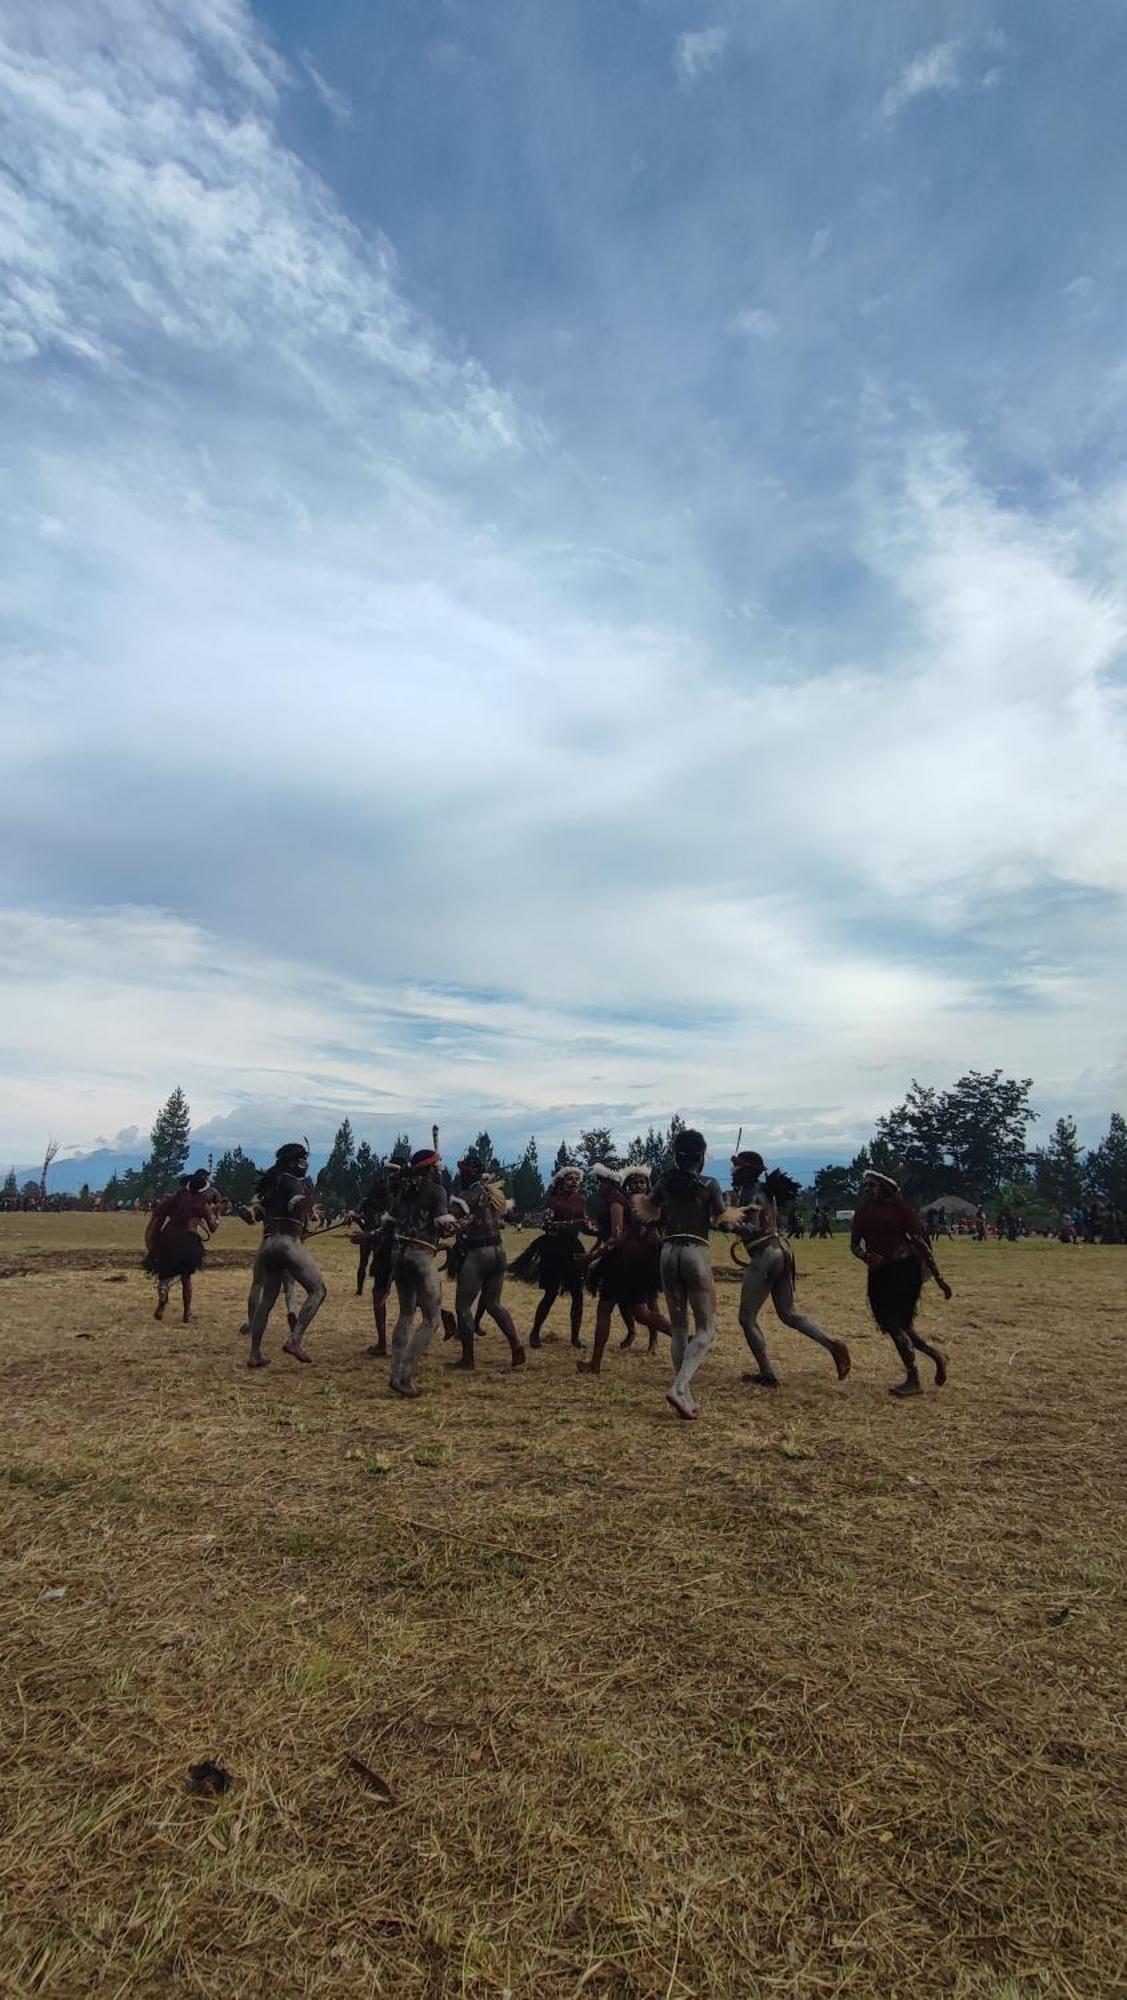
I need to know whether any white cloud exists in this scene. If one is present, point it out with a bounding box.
[730,306,778,340]
[1,0,1127,1167]
[674,27,728,83]
[0,0,523,454]
[881,39,961,120]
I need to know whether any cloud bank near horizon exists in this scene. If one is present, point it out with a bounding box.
[1,0,1125,1162]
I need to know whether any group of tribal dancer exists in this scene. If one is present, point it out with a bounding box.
[144,1130,952,1419]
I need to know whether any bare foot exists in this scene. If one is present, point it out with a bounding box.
[390,1378,421,1399]
[510,1345,526,1370]
[247,1353,268,1369]
[154,1302,166,1322]
[619,1333,636,1350]
[933,1349,948,1387]
[576,1359,600,1376]
[182,1312,193,1325]
[364,1342,388,1359]
[239,1320,250,1336]
[830,1341,851,1381]
[741,1370,780,1388]
[282,1339,313,1365]
[665,1386,699,1421]
[530,1334,542,1349]
[447,1357,475,1371]
[287,1312,299,1335]
[890,1376,922,1398]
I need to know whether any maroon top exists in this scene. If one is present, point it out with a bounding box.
[154,1188,209,1234]
[546,1190,586,1227]
[851,1194,924,1262]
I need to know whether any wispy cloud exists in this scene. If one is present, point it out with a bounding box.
[881,39,962,120]
[674,26,728,83]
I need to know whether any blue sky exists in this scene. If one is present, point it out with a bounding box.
[1,0,1125,1168]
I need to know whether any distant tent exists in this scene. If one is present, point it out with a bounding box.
[920,1195,979,1216]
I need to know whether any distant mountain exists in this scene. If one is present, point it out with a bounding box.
[7,1140,846,1196]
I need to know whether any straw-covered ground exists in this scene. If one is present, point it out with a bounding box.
[1,1213,1124,1999]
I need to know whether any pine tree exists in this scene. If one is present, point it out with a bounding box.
[552,1140,573,1173]
[319,1119,357,1214]
[1033,1116,1085,1218]
[213,1146,261,1203]
[578,1127,617,1172]
[472,1131,502,1173]
[354,1140,376,1193]
[391,1132,412,1164]
[148,1087,191,1195]
[510,1138,544,1216]
[2,1168,16,1201]
[1085,1111,1127,1210]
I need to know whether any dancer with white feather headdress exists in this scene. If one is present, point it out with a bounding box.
[509,1164,593,1349]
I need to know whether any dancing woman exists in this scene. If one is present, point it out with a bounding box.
[509,1165,591,1350]
[578,1164,670,1377]
[245,1143,326,1367]
[644,1131,727,1420]
[144,1169,219,1324]
[729,1150,850,1387]
[850,1170,951,1397]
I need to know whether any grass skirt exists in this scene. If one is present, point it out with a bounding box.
[867,1256,923,1333]
[144,1229,206,1281]
[510,1231,585,1290]
[586,1240,662,1307]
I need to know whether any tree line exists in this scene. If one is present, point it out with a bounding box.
[15,1073,1126,1225]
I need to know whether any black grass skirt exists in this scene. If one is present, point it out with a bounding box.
[144,1229,206,1281]
[867,1256,923,1333]
[587,1240,662,1307]
[510,1231,585,1290]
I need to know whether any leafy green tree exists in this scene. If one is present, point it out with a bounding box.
[812,1164,854,1209]
[941,1071,1036,1199]
[510,1138,544,1215]
[147,1086,191,1195]
[1033,1116,1085,1218]
[213,1146,261,1203]
[1085,1111,1127,1210]
[578,1127,617,1172]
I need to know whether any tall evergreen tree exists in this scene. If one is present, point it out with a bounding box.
[1085,1111,1127,1210]
[391,1132,412,1164]
[148,1087,191,1194]
[578,1126,617,1171]
[552,1140,573,1173]
[213,1146,261,1203]
[1033,1116,1085,1217]
[320,1119,357,1212]
[2,1168,16,1200]
[510,1137,544,1214]
[471,1131,502,1173]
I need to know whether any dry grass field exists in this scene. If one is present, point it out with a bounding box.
[1,1213,1124,1999]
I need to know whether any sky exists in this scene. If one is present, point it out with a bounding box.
[2,0,1126,1171]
